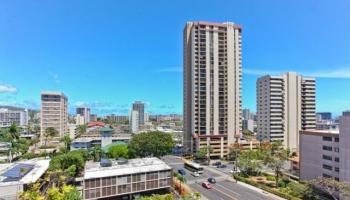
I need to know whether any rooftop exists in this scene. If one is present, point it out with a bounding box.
[84,157,171,180]
[301,129,339,137]
[0,158,50,186]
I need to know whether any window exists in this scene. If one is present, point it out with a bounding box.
[323,146,332,151]
[335,137,339,142]
[323,164,332,171]
[322,136,332,141]
[334,147,339,152]
[323,173,332,178]
[335,157,340,162]
[322,155,332,161]
[335,167,339,172]
[117,175,131,185]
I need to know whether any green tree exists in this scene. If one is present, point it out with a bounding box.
[44,127,58,146]
[76,125,87,137]
[138,194,173,200]
[60,135,72,152]
[195,147,207,160]
[47,185,81,200]
[89,146,104,162]
[49,150,87,176]
[128,131,175,158]
[237,149,263,176]
[9,123,20,139]
[262,141,290,188]
[108,144,128,159]
[19,183,44,200]
[310,177,350,200]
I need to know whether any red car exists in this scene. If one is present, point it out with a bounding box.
[202,182,212,189]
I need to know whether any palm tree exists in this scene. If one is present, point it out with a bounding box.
[44,127,58,146]
[206,145,213,165]
[60,135,72,152]
[9,123,20,140]
[89,146,104,162]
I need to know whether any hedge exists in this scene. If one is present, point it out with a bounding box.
[234,174,301,200]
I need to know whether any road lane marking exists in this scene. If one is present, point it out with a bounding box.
[212,186,240,200]
[215,183,241,196]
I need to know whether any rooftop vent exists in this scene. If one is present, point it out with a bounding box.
[116,158,128,165]
[100,159,112,167]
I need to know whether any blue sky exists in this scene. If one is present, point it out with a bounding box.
[1,0,350,116]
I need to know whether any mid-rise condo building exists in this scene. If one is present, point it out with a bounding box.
[256,72,316,151]
[40,92,68,137]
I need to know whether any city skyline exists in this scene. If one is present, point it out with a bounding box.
[1,0,350,115]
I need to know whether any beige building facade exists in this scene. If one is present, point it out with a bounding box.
[183,21,242,158]
[256,72,316,151]
[40,92,68,138]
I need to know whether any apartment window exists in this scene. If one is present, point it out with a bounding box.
[335,137,339,142]
[322,136,332,141]
[323,173,332,178]
[118,184,131,194]
[335,157,340,162]
[322,155,332,161]
[335,167,339,172]
[334,147,339,152]
[323,164,332,171]
[322,146,332,151]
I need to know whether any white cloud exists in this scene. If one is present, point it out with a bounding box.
[244,67,350,78]
[0,84,17,93]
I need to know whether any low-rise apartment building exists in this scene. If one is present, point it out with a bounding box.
[300,111,350,182]
[81,157,172,200]
[0,106,28,128]
[0,159,50,200]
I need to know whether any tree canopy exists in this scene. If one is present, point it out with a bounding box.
[108,144,128,159]
[128,131,175,158]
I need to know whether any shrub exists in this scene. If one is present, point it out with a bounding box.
[266,175,276,181]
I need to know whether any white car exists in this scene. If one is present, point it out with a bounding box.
[191,172,200,177]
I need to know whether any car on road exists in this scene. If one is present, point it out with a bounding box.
[202,182,212,189]
[213,161,221,166]
[178,169,186,176]
[191,172,200,177]
[217,164,227,168]
[207,177,216,183]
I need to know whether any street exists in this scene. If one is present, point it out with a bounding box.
[162,156,281,200]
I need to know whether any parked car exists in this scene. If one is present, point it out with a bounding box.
[207,177,216,183]
[217,164,227,168]
[178,169,186,176]
[191,172,200,177]
[202,182,212,189]
[213,161,221,166]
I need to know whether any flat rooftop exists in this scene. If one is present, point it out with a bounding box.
[84,157,171,180]
[0,158,50,186]
[301,129,339,136]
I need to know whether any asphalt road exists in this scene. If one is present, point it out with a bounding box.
[162,156,280,200]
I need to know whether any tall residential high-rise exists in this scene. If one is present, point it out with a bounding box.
[41,92,68,138]
[183,21,242,158]
[132,101,145,125]
[76,107,91,124]
[129,110,139,133]
[256,72,316,151]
